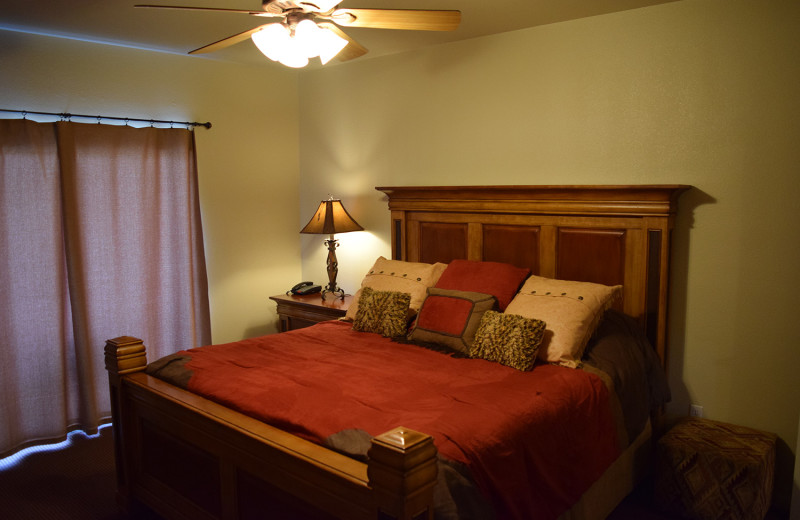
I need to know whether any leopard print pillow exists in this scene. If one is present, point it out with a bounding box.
[470,311,546,371]
[352,287,411,338]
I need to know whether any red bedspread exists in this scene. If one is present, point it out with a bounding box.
[180,320,620,520]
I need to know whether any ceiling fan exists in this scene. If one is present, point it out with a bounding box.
[135,1,462,68]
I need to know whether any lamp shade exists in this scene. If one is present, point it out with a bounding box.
[300,199,363,235]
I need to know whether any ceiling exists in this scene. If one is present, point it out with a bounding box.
[0,0,679,67]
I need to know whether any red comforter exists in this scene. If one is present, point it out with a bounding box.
[172,320,620,520]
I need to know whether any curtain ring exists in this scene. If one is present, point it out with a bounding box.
[150,119,155,128]
[21,111,27,119]
[97,116,102,124]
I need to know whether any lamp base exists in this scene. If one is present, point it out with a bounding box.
[322,286,346,300]
[322,236,346,300]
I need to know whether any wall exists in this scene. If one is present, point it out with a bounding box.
[299,0,800,509]
[0,30,300,344]
[794,412,800,520]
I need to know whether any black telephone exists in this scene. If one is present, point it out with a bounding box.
[288,281,322,296]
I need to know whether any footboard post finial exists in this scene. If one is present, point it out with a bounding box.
[104,336,148,511]
[368,427,438,520]
[105,336,148,378]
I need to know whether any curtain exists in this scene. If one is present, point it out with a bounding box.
[0,119,211,458]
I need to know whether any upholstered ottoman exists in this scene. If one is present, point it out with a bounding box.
[655,418,777,520]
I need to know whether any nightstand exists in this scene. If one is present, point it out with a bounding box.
[270,293,353,332]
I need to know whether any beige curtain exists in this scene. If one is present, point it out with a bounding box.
[0,119,210,458]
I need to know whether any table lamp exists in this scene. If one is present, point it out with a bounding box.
[300,197,364,300]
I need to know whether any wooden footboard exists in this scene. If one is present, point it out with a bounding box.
[104,336,438,520]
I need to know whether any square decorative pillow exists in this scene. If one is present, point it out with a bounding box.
[345,256,447,322]
[504,275,622,368]
[352,287,412,338]
[470,310,546,371]
[407,288,497,354]
[434,259,530,311]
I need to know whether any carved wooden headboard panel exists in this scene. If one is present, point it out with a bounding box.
[376,185,690,366]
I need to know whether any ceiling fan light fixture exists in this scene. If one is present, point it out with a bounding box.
[294,19,323,58]
[251,23,290,62]
[317,27,348,64]
[280,50,311,68]
[252,23,308,68]
[251,19,348,68]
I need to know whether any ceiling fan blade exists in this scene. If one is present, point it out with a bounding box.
[317,22,368,62]
[330,8,460,31]
[134,4,280,18]
[297,1,342,13]
[189,25,268,54]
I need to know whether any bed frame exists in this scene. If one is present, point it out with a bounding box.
[105,185,689,520]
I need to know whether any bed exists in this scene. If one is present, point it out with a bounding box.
[104,184,690,520]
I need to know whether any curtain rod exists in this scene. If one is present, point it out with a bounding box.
[0,108,212,129]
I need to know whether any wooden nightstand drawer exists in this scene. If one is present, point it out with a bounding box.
[270,293,353,332]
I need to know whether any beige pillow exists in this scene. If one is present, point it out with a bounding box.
[344,257,447,321]
[504,275,622,368]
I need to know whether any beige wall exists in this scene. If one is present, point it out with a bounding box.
[299,0,800,508]
[0,30,300,343]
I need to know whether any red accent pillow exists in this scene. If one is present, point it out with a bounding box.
[435,260,530,311]
[417,294,475,335]
[407,288,497,354]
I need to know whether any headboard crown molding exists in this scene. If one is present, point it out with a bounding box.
[376,185,690,217]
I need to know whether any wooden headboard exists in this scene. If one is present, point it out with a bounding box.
[376,185,690,367]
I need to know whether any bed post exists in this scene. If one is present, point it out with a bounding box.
[104,336,148,511]
[368,427,438,520]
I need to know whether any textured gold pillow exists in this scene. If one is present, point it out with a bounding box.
[344,256,447,322]
[504,275,622,368]
[470,311,546,371]
[352,287,412,338]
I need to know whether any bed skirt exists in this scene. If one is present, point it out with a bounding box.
[559,420,653,520]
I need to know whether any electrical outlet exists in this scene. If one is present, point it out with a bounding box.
[690,404,704,418]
